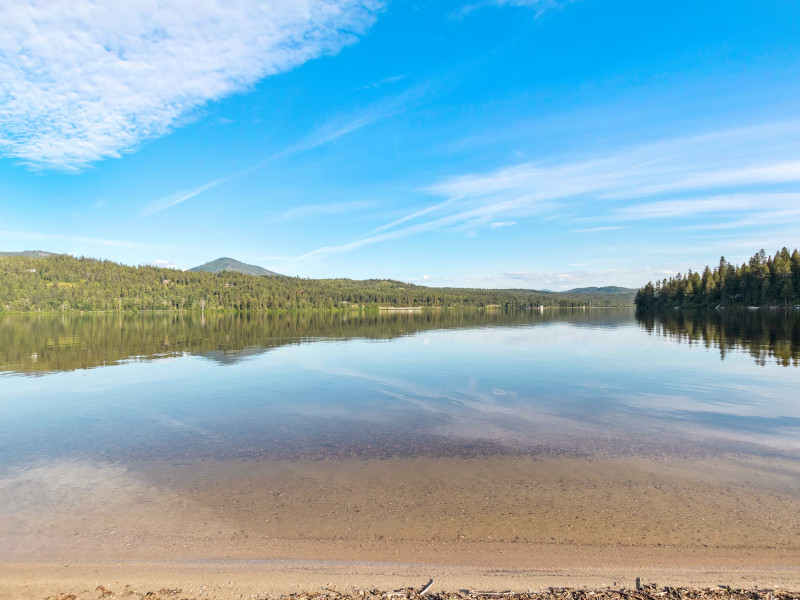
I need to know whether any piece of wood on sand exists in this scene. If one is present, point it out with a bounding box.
[419,579,436,596]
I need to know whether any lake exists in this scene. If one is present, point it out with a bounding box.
[1,308,799,580]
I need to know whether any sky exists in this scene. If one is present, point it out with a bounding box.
[2,0,800,290]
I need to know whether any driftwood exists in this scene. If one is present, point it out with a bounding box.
[296,585,798,600]
[383,579,435,599]
[46,583,800,600]
[420,580,436,596]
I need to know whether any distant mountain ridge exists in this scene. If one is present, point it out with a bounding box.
[189,257,280,276]
[566,286,636,294]
[0,250,54,258]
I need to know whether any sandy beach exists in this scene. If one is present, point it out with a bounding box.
[2,454,799,598]
[3,559,800,600]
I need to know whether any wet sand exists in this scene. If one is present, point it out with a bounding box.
[2,454,800,597]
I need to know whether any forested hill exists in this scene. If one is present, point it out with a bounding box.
[189,257,281,276]
[567,286,636,294]
[0,253,634,312]
[0,250,53,258]
[635,247,800,309]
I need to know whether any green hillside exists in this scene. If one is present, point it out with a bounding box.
[189,257,281,276]
[0,253,635,312]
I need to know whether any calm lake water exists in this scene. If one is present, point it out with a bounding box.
[1,308,799,468]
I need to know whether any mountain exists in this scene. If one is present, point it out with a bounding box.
[188,257,281,276]
[566,286,637,294]
[0,250,54,258]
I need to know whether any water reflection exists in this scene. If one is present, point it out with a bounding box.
[1,309,798,469]
[0,309,631,375]
[637,309,800,367]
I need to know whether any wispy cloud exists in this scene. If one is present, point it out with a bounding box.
[359,74,407,90]
[490,221,517,228]
[681,207,800,231]
[142,177,238,216]
[598,192,800,232]
[0,229,165,249]
[602,161,800,200]
[295,195,549,260]
[142,81,431,216]
[279,200,379,220]
[371,199,455,233]
[572,226,625,233]
[0,0,382,169]
[609,193,799,221]
[456,0,572,19]
[425,122,800,203]
[290,120,800,261]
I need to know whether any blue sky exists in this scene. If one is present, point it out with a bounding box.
[2,0,800,289]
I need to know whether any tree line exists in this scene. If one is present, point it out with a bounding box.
[635,247,800,309]
[0,253,635,312]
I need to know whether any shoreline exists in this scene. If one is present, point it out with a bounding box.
[2,558,800,600]
[0,305,636,315]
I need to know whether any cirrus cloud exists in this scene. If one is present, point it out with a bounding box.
[0,0,381,169]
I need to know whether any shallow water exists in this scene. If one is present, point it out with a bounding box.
[1,308,799,467]
[2,308,800,563]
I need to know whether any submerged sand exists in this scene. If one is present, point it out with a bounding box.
[1,454,799,598]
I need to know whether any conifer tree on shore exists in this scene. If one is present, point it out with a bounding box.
[635,248,800,309]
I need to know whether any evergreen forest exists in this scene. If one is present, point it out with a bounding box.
[635,248,800,309]
[0,253,635,312]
